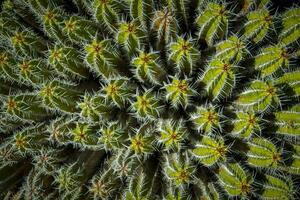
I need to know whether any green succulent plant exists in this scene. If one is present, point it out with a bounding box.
[0,0,300,199]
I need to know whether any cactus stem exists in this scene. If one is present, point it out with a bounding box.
[6,98,17,111]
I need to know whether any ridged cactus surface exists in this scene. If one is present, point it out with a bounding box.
[0,0,300,199]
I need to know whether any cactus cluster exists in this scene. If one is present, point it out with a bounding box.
[1,0,300,199]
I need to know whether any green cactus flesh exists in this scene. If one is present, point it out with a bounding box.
[0,0,300,199]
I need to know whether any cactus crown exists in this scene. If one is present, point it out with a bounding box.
[0,0,300,199]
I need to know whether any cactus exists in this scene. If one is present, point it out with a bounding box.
[165,77,194,107]
[242,8,273,43]
[129,129,154,155]
[1,0,300,199]
[196,2,229,45]
[246,137,282,168]
[235,80,280,112]
[157,120,186,150]
[193,179,220,200]
[258,174,296,200]
[49,45,89,79]
[63,16,99,43]
[215,35,246,62]
[130,0,154,30]
[132,51,166,83]
[98,122,126,150]
[85,38,120,78]
[231,111,261,139]
[39,80,82,113]
[201,58,237,100]
[218,163,253,198]
[164,153,194,186]
[117,20,144,56]
[132,90,162,119]
[18,59,54,85]
[169,37,200,74]
[273,109,300,137]
[152,8,178,45]
[276,70,300,97]
[191,135,227,166]
[279,7,300,46]
[191,105,221,133]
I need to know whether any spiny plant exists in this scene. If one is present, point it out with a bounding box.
[0,0,300,199]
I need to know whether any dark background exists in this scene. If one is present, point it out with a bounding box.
[271,0,300,10]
